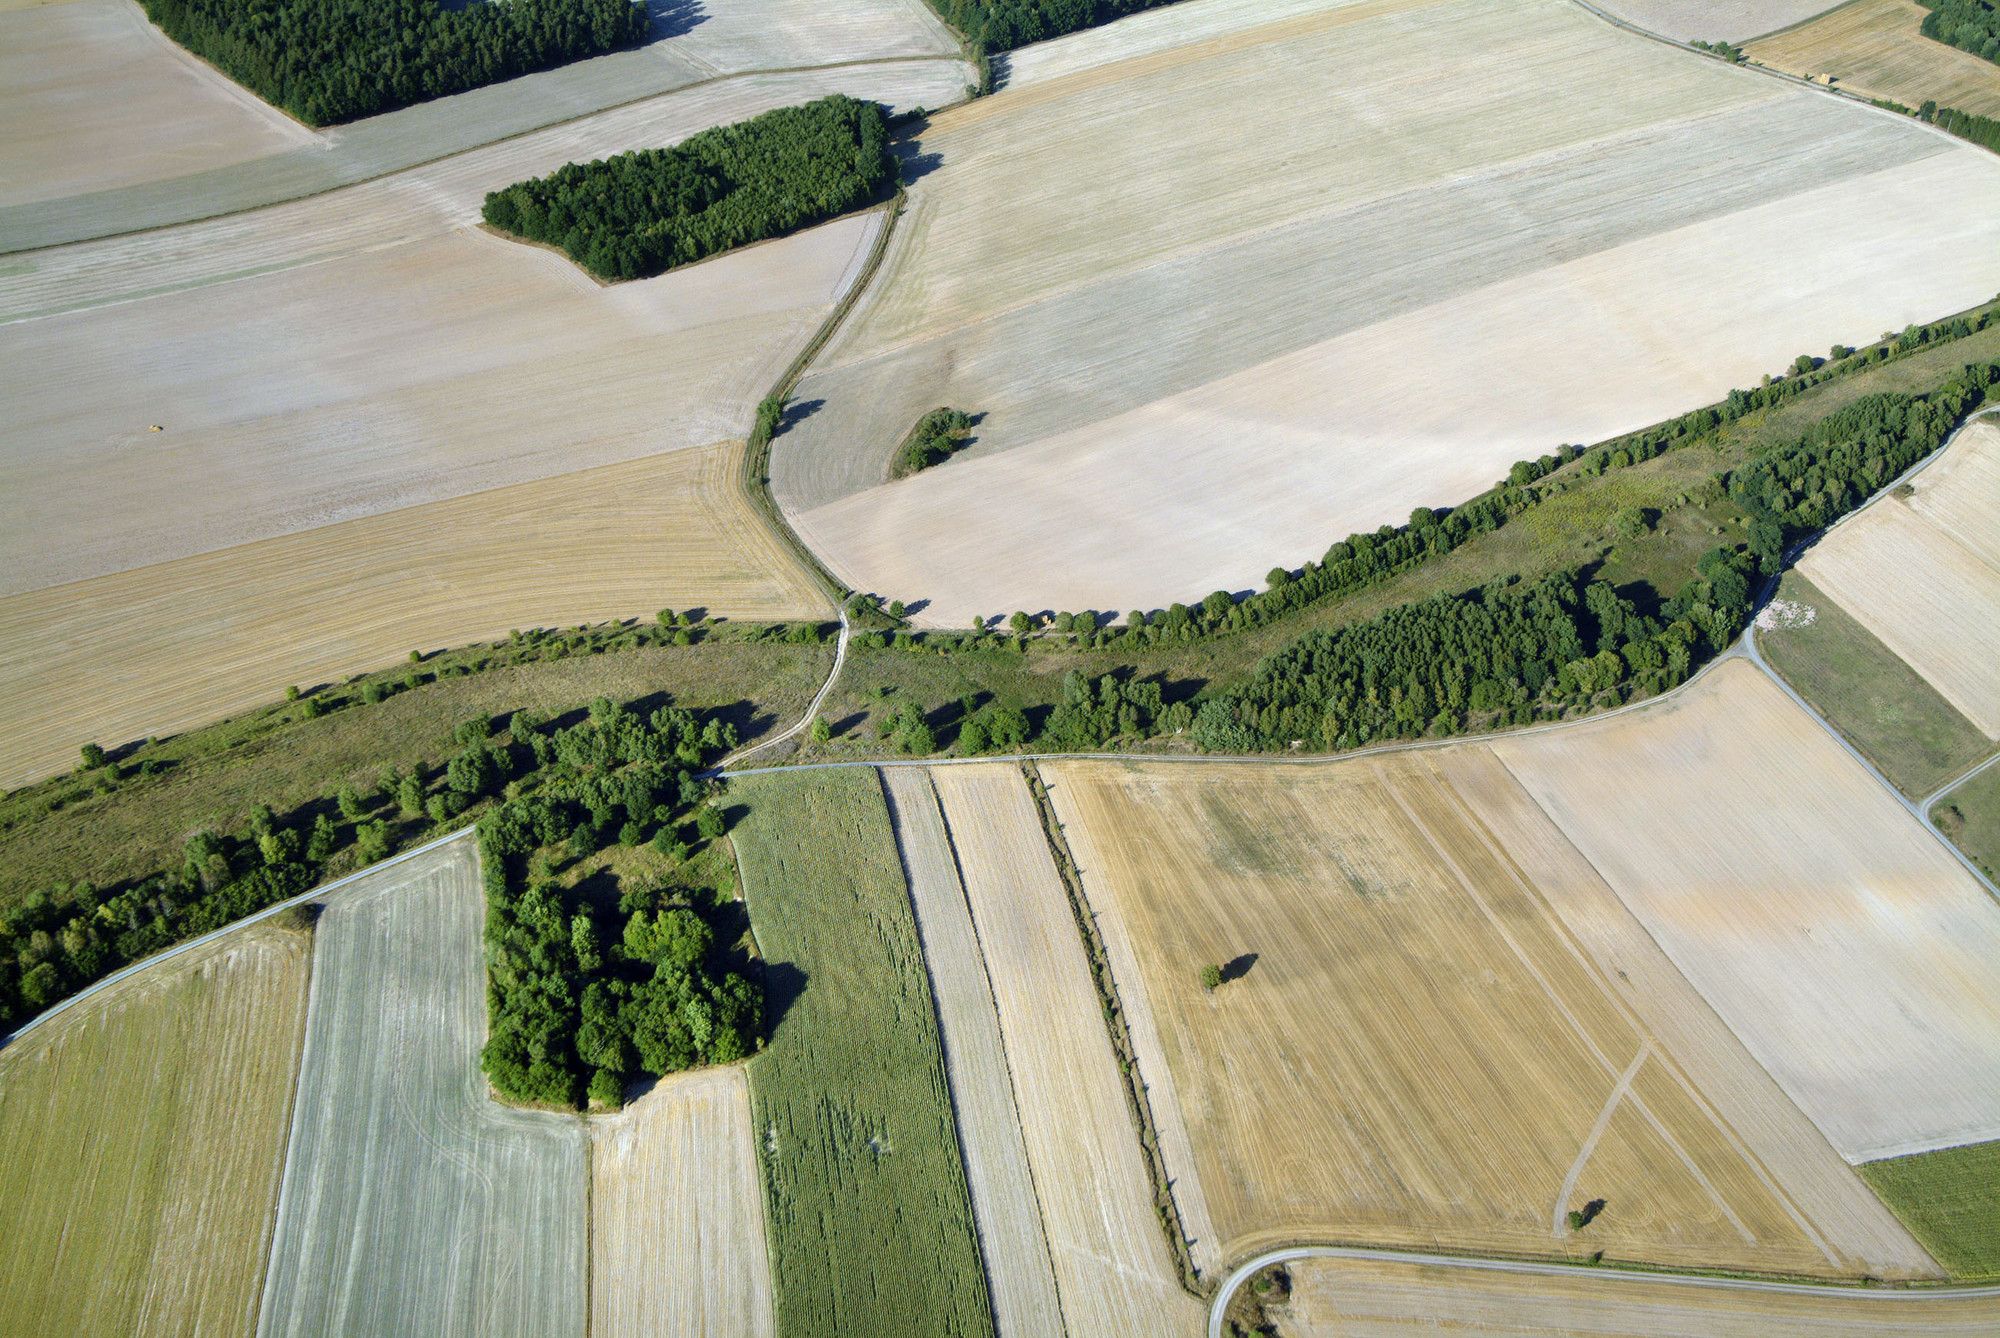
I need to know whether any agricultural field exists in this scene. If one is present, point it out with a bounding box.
[0,918,310,1337]
[1590,1,1845,43]
[1495,659,2000,1164]
[729,768,993,1338]
[1754,571,1993,796]
[1799,418,2000,737]
[0,0,966,250]
[771,0,2000,625]
[590,1066,776,1337]
[1936,760,2000,881]
[929,764,1206,1335]
[0,0,312,208]
[1045,748,1935,1277]
[1276,1253,2000,1335]
[1860,1139,2000,1280]
[1749,0,2000,116]
[0,442,825,789]
[880,767,1065,1337]
[257,839,590,1337]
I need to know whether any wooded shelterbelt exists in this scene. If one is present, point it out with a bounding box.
[482,96,894,282]
[922,0,1184,54]
[139,0,648,126]
[1920,0,2000,65]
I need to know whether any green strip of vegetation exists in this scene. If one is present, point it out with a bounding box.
[1757,571,1992,797]
[1935,762,2000,883]
[475,699,760,1110]
[891,407,976,478]
[1859,1139,2000,1280]
[732,769,992,1338]
[139,0,648,127]
[482,96,894,282]
[8,311,1999,1033]
[1920,0,2000,67]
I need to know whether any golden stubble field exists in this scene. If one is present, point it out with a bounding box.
[0,440,826,789]
[1046,718,1945,1276]
[1749,0,2000,118]
[0,919,312,1336]
[930,764,1205,1336]
[590,1066,776,1338]
[774,0,2000,625]
[1800,418,2000,738]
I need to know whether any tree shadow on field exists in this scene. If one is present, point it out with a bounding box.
[891,123,946,186]
[758,960,807,1044]
[777,398,824,437]
[1220,952,1257,984]
[643,0,707,43]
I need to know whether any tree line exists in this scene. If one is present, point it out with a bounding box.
[923,0,1184,54]
[1920,1,2000,65]
[476,695,759,1110]
[482,95,894,282]
[893,408,976,477]
[138,0,648,127]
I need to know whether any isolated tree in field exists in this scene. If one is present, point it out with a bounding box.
[78,742,106,770]
[808,716,832,745]
[1200,963,1224,991]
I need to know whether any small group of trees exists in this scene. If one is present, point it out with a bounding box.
[892,408,976,477]
[476,695,759,1110]
[139,0,649,126]
[482,96,895,281]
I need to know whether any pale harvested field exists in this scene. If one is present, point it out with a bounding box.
[1801,420,2000,737]
[1496,659,2000,1163]
[1591,1,1844,42]
[1281,1254,2000,1335]
[1046,751,1935,1278]
[881,767,1065,1338]
[590,1066,774,1338]
[1750,0,2000,116]
[258,838,588,1337]
[930,764,1206,1336]
[2,212,875,592]
[772,0,2000,623]
[0,0,312,208]
[0,0,964,250]
[0,920,310,1337]
[0,442,824,788]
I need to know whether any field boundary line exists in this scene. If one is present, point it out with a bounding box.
[1928,748,2000,811]
[245,918,320,1336]
[1206,1244,2000,1338]
[0,54,977,256]
[1567,0,1991,155]
[0,824,477,1048]
[1747,0,1869,45]
[1021,762,1206,1297]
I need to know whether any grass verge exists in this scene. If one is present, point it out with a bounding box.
[1758,570,1993,796]
[1935,761,2000,881]
[731,768,992,1337]
[1860,1141,2000,1280]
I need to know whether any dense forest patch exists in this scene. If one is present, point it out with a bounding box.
[482,96,894,281]
[923,0,1184,55]
[139,0,649,127]
[1921,0,2000,65]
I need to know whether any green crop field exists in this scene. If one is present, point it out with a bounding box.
[1860,1140,2000,1280]
[1759,571,1994,797]
[731,768,992,1338]
[1936,762,2000,883]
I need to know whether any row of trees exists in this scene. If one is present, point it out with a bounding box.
[1922,100,2000,155]
[1191,563,1754,753]
[1920,0,2000,65]
[1728,363,1999,543]
[139,0,648,126]
[922,0,1183,54]
[477,696,759,1110]
[482,96,895,282]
